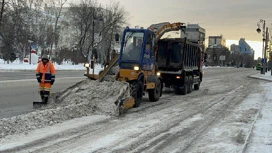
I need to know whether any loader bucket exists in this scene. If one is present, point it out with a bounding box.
[116,97,135,115]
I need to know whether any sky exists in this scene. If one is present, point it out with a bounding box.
[68,0,272,59]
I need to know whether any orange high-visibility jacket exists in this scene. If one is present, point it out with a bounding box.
[36,61,56,83]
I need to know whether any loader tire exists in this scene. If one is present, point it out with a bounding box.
[148,79,162,102]
[131,81,143,108]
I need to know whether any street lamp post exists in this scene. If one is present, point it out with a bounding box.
[264,27,269,73]
[28,40,33,65]
[256,19,268,74]
[89,6,103,63]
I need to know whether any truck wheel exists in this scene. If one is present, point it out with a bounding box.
[131,81,143,107]
[181,76,188,95]
[175,76,188,95]
[148,79,162,102]
[187,76,193,93]
[194,81,200,90]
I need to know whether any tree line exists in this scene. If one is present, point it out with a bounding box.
[205,46,256,68]
[0,0,128,64]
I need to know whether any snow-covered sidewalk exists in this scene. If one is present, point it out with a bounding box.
[0,59,104,72]
[249,70,272,82]
[245,72,272,152]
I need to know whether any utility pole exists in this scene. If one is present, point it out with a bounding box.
[28,40,33,65]
[89,11,95,63]
[264,27,269,72]
[29,45,31,64]
[256,19,267,74]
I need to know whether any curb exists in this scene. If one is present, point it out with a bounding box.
[248,75,272,82]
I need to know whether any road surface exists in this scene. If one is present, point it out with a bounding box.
[0,70,86,119]
[0,68,269,153]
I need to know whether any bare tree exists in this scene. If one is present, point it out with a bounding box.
[243,54,254,68]
[98,1,128,64]
[0,0,29,62]
[67,0,128,64]
[0,0,47,62]
[88,1,128,64]
[0,0,128,64]
[0,0,5,29]
[45,0,68,60]
[67,0,100,63]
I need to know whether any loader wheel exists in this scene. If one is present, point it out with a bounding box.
[131,81,143,108]
[187,76,193,93]
[148,79,162,102]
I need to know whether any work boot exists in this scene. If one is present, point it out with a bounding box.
[40,91,44,102]
[40,95,45,102]
[44,97,49,104]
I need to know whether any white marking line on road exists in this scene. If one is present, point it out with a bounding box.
[0,77,85,83]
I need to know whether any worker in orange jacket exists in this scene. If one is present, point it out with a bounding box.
[36,55,55,104]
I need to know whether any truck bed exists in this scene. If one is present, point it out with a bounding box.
[157,38,201,72]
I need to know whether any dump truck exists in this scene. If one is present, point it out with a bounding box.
[157,38,204,95]
[83,22,194,109]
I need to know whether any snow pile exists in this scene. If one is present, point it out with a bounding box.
[0,79,131,139]
[0,59,104,72]
[48,79,130,114]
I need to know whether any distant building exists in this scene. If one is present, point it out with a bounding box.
[208,35,226,48]
[229,38,255,67]
[184,24,206,51]
[230,44,240,52]
[239,38,254,54]
[205,35,230,66]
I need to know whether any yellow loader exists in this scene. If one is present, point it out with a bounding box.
[84,22,185,111]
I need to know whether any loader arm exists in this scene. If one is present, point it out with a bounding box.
[149,22,185,41]
[155,22,185,41]
[84,54,119,81]
[98,54,119,82]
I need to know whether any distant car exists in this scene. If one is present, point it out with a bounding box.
[23,58,28,63]
[256,63,262,70]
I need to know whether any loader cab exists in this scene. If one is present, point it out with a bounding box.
[119,28,155,70]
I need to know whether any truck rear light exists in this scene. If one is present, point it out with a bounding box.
[176,76,181,79]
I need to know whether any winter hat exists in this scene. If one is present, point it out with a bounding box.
[42,55,49,60]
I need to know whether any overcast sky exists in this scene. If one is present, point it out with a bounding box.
[69,0,271,57]
[76,0,270,41]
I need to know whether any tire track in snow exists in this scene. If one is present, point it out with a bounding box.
[118,83,249,153]
[0,69,258,152]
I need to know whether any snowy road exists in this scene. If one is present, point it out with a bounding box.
[0,70,85,119]
[1,68,270,153]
